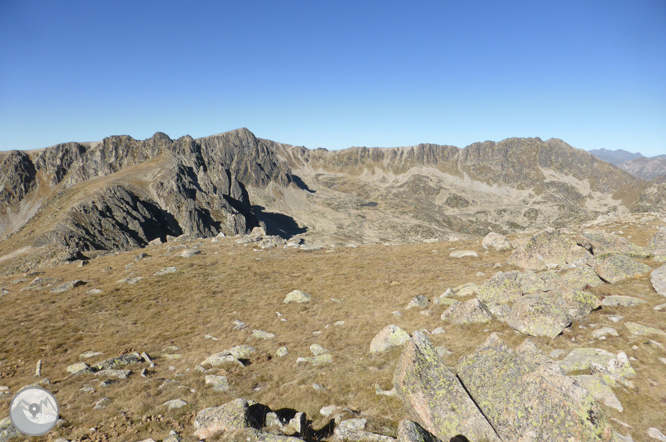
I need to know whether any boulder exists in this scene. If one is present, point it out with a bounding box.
[625,321,666,338]
[558,265,604,290]
[283,290,311,303]
[449,250,478,258]
[482,232,511,252]
[205,375,230,392]
[296,354,332,365]
[592,327,619,339]
[593,254,651,284]
[397,420,441,442]
[370,325,411,353]
[193,398,250,439]
[651,264,666,297]
[572,375,623,411]
[310,344,328,355]
[576,231,649,258]
[154,266,177,276]
[406,295,429,309]
[456,334,612,442]
[0,417,19,442]
[554,288,601,321]
[252,330,275,340]
[560,348,616,373]
[163,399,188,410]
[201,352,244,368]
[507,229,591,270]
[333,418,395,442]
[440,298,493,324]
[601,296,647,307]
[227,345,257,360]
[506,295,571,338]
[647,227,666,259]
[229,428,305,441]
[392,332,500,442]
[476,271,523,306]
[67,362,92,375]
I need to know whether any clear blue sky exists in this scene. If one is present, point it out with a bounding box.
[1,1,665,155]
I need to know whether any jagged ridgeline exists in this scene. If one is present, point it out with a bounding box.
[0,128,665,273]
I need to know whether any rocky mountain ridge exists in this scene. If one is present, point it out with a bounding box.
[1,129,665,275]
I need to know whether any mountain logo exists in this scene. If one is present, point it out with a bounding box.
[9,386,59,436]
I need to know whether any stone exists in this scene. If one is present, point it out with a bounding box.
[601,296,647,307]
[406,294,429,309]
[117,277,143,285]
[99,379,117,387]
[67,362,92,375]
[648,428,666,441]
[440,298,493,324]
[456,334,612,442]
[560,348,616,373]
[163,399,188,410]
[625,321,666,338]
[393,332,500,442]
[449,250,478,258]
[433,297,459,307]
[252,330,275,340]
[651,264,666,297]
[476,271,523,306]
[180,249,201,258]
[201,352,244,368]
[51,279,86,293]
[93,352,143,370]
[431,327,445,335]
[227,345,257,360]
[86,289,102,294]
[310,344,328,355]
[233,320,247,329]
[375,383,397,396]
[333,418,396,442]
[283,290,311,303]
[154,266,177,276]
[559,265,605,290]
[506,295,571,338]
[0,417,19,442]
[276,347,289,357]
[397,419,442,442]
[593,254,651,284]
[435,346,452,358]
[369,325,411,353]
[482,232,511,252]
[507,229,590,270]
[163,430,182,442]
[453,283,478,297]
[655,303,666,311]
[79,350,103,359]
[232,428,305,441]
[296,354,332,365]
[93,397,111,410]
[592,327,619,339]
[573,375,623,411]
[96,369,131,379]
[205,375,230,392]
[576,231,649,258]
[334,320,345,326]
[193,398,250,439]
[647,227,666,258]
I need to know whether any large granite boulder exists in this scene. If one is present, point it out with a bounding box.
[576,231,649,258]
[456,334,613,442]
[482,232,511,252]
[593,254,651,284]
[559,348,616,373]
[193,398,251,439]
[370,325,411,353]
[651,264,666,297]
[440,298,494,324]
[506,294,572,338]
[476,271,523,306]
[507,230,591,270]
[393,332,500,442]
[647,227,666,260]
[397,420,442,442]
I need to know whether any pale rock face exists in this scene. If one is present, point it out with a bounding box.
[440,298,493,324]
[193,398,250,439]
[505,295,571,338]
[283,290,311,303]
[593,254,651,284]
[369,324,411,353]
[482,232,511,252]
[651,264,666,297]
[507,230,591,270]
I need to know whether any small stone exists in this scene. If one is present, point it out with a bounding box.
[94,397,111,409]
[369,324,410,353]
[99,379,117,387]
[608,315,624,323]
[117,277,143,285]
[296,354,332,365]
[67,362,91,375]
[435,346,452,357]
[310,344,328,355]
[180,249,201,258]
[80,386,94,393]
[654,303,666,311]
[87,289,102,294]
[252,330,275,339]
[625,321,666,338]
[392,311,402,317]
[163,399,187,410]
[232,320,246,329]
[154,267,177,276]
[276,347,289,357]
[283,290,311,303]
[648,428,666,441]
[431,327,446,335]
[592,327,619,339]
[406,294,429,309]
[334,321,345,326]
[450,250,478,258]
[205,375,230,391]
[313,383,327,392]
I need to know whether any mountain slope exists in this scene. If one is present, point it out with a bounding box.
[588,148,644,165]
[617,156,666,180]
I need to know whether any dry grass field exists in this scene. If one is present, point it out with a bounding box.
[0,215,665,441]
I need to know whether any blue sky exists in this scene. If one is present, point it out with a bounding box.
[1,1,665,155]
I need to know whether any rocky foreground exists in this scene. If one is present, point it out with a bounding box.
[1,212,666,441]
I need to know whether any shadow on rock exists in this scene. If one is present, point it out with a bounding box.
[252,205,307,239]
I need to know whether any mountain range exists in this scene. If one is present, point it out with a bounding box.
[588,148,666,180]
[1,128,665,275]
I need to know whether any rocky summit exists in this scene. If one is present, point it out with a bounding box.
[0,129,665,441]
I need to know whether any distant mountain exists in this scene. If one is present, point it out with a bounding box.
[617,156,666,180]
[2,129,665,274]
[588,148,644,165]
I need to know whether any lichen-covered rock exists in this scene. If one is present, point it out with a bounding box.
[201,352,244,368]
[506,295,571,338]
[205,375,230,392]
[554,289,601,321]
[517,270,550,294]
[392,332,500,442]
[476,271,523,306]
[647,227,666,259]
[577,231,649,258]
[406,295,429,309]
[507,229,591,270]
[296,354,332,365]
[593,254,651,284]
[651,264,666,297]
[440,298,493,324]
[93,352,143,371]
[67,362,92,375]
[560,348,617,373]
[0,416,19,442]
[283,290,311,303]
[449,250,478,258]
[624,321,666,338]
[332,418,396,441]
[396,420,442,442]
[193,398,250,439]
[558,265,605,290]
[370,325,411,353]
[601,296,647,307]
[572,375,623,411]
[456,334,612,442]
[482,232,511,252]
[592,327,618,339]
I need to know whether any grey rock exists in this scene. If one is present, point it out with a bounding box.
[406,294,429,309]
[0,417,19,442]
[482,232,511,252]
[276,347,289,357]
[651,264,666,297]
[66,362,92,375]
[51,279,86,293]
[476,271,523,306]
[163,399,188,410]
[310,344,328,355]
[369,324,411,353]
[296,354,332,365]
[163,430,182,442]
[449,250,478,258]
[456,334,612,442]
[333,418,396,442]
[507,229,591,270]
[592,327,619,339]
[560,348,617,373]
[232,428,305,441]
[96,369,131,379]
[233,319,247,329]
[180,249,201,258]
[440,298,493,324]
[577,231,648,258]
[117,277,143,285]
[93,352,143,370]
[506,294,571,338]
[193,397,251,439]
[393,332,500,442]
[201,352,244,368]
[601,296,647,307]
[572,375,623,411]
[205,375,230,392]
[648,428,666,441]
[625,321,666,338]
[93,397,111,410]
[99,379,117,387]
[397,419,442,442]
[593,254,651,284]
[252,329,275,340]
[283,290,311,303]
[154,266,177,276]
